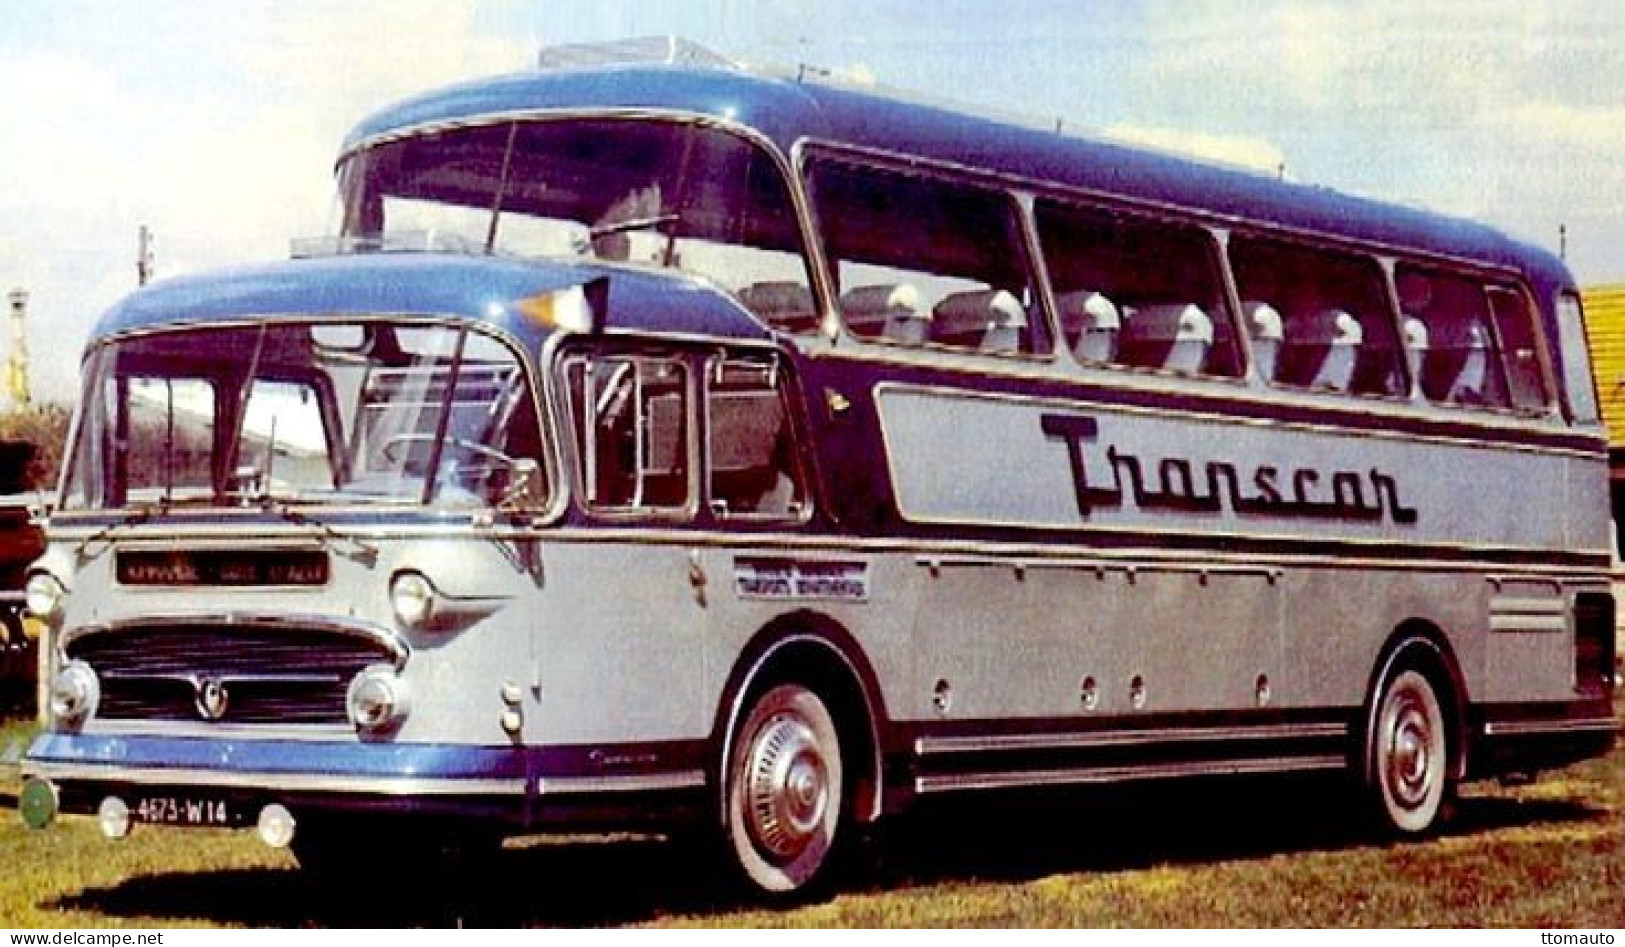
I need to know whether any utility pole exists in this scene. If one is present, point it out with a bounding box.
[5,289,29,408]
[137,225,154,286]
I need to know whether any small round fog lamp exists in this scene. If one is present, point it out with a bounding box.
[97,796,130,840]
[257,803,297,848]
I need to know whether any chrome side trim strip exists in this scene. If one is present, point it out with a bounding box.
[40,521,1615,577]
[1482,717,1619,738]
[915,722,1348,757]
[536,770,706,795]
[1487,616,1568,634]
[23,761,527,797]
[915,754,1346,794]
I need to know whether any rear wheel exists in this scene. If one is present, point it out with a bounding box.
[724,683,845,895]
[1367,667,1450,834]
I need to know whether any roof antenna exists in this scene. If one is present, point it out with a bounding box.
[137,225,154,286]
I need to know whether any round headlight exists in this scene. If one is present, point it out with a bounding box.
[25,572,66,623]
[347,664,408,732]
[49,660,99,725]
[390,571,436,629]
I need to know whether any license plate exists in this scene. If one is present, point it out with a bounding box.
[131,795,235,827]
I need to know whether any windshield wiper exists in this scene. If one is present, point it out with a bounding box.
[588,212,681,241]
[73,499,167,565]
[261,496,379,568]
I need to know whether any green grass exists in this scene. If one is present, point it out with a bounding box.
[0,713,1618,928]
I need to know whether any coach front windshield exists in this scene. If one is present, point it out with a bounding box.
[338,118,813,325]
[60,321,547,512]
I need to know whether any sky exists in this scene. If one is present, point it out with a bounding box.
[2,0,1623,404]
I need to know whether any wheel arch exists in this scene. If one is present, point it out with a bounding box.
[711,609,889,827]
[1361,619,1472,782]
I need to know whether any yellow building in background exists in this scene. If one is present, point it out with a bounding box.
[1585,285,1625,451]
[1582,288,1625,639]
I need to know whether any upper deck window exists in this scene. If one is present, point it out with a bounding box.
[62,322,547,512]
[806,156,1045,356]
[1229,236,1406,397]
[1392,264,1542,412]
[1034,199,1240,377]
[339,118,814,333]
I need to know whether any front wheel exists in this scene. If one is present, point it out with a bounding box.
[1367,668,1451,834]
[725,683,845,895]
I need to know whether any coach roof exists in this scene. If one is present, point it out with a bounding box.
[340,59,1573,296]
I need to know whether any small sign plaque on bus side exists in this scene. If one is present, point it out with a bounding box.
[733,557,870,603]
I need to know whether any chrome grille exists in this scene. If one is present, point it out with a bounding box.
[66,621,400,725]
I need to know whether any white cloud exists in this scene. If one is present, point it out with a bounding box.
[0,4,537,404]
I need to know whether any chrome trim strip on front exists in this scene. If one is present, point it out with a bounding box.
[59,612,409,668]
[1482,717,1619,738]
[915,722,1348,757]
[914,754,1347,794]
[83,721,356,742]
[23,760,527,797]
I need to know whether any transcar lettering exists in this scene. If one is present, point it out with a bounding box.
[1041,413,1418,525]
[734,558,870,602]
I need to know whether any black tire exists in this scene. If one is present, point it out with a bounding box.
[724,683,845,895]
[1366,666,1451,834]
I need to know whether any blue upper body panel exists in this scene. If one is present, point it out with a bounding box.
[342,63,1575,297]
[91,253,774,347]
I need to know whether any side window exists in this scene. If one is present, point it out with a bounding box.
[1229,236,1405,397]
[566,354,691,513]
[706,358,806,520]
[1486,287,1551,413]
[806,156,1045,355]
[1556,293,1601,425]
[1393,265,1513,409]
[1035,199,1240,377]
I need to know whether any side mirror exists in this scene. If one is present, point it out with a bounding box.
[499,458,544,510]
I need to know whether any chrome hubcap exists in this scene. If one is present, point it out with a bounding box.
[745,713,829,858]
[1385,693,1435,810]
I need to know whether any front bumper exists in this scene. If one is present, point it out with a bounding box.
[22,732,708,830]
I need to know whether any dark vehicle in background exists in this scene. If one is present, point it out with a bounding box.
[0,440,45,712]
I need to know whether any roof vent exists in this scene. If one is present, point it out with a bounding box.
[537,36,739,72]
[290,231,488,260]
